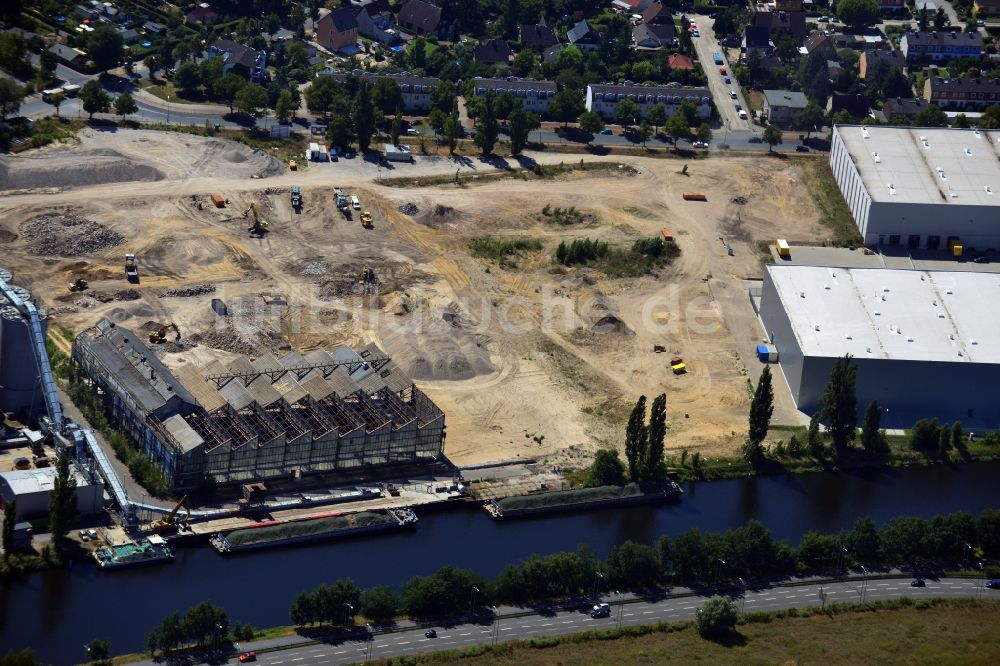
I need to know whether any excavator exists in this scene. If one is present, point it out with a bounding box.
[244,202,269,238]
[68,276,88,292]
[148,322,180,344]
[151,495,191,533]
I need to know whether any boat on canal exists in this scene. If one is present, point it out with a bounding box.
[92,535,174,570]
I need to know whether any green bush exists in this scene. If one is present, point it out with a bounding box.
[469,236,543,264]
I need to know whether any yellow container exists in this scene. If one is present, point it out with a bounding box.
[776,239,790,257]
[952,244,963,257]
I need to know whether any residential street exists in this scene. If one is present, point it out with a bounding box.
[689,15,754,133]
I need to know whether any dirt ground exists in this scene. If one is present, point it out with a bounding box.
[0,130,827,468]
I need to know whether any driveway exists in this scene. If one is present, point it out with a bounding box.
[690,15,754,133]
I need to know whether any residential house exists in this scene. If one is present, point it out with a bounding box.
[206,39,267,83]
[828,60,844,79]
[611,0,654,12]
[542,44,562,63]
[860,49,905,78]
[882,96,929,122]
[633,23,676,49]
[119,28,139,44]
[472,77,558,114]
[826,92,871,118]
[585,83,712,121]
[320,70,441,112]
[923,76,1000,110]
[567,20,601,51]
[475,39,511,65]
[742,26,774,57]
[521,23,558,51]
[830,32,888,51]
[48,43,86,66]
[880,0,906,12]
[667,53,695,71]
[641,1,673,25]
[803,31,837,60]
[775,0,803,9]
[315,8,359,53]
[186,3,220,25]
[762,89,808,126]
[72,5,98,22]
[397,0,442,36]
[142,21,166,34]
[899,31,982,62]
[752,10,806,39]
[974,0,1000,16]
[352,1,400,45]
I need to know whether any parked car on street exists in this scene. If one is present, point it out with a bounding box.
[795,145,810,152]
[425,629,437,638]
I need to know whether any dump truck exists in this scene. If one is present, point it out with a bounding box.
[124,254,138,282]
[360,211,373,228]
[334,188,349,211]
[290,186,302,209]
[210,193,226,208]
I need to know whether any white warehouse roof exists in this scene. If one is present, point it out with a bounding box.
[0,467,92,497]
[835,125,1000,206]
[766,265,1000,364]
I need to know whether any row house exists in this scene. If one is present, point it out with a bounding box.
[321,70,442,113]
[923,77,1000,110]
[899,31,982,62]
[472,77,557,114]
[585,83,712,121]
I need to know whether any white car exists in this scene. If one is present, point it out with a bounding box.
[730,90,738,99]
[351,195,361,210]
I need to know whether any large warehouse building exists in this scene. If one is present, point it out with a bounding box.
[758,265,1000,427]
[72,319,446,491]
[829,125,1000,251]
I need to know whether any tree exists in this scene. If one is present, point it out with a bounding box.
[371,77,402,116]
[360,586,399,624]
[550,88,584,127]
[909,418,940,451]
[953,113,971,128]
[615,98,641,131]
[444,113,460,154]
[847,516,881,565]
[638,121,652,147]
[577,110,604,139]
[49,455,77,546]
[84,639,111,665]
[915,104,948,127]
[354,80,375,152]
[762,125,783,152]
[234,84,268,118]
[391,107,402,146]
[87,23,124,73]
[642,394,667,482]
[509,106,538,156]
[695,596,738,639]
[697,123,713,143]
[624,395,647,482]
[807,412,824,457]
[475,90,499,155]
[938,425,951,456]
[275,89,296,123]
[588,449,627,486]
[2,499,15,558]
[979,104,1000,129]
[793,104,826,138]
[183,601,229,646]
[836,0,880,29]
[0,78,25,118]
[748,366,774,447]
[113,92,137,121]
[327,115,355,150]
[80,80,110,119]
[0,649,43,666]
[607,540,661,588]
[860,400,887,455]
[665,112,690,145]
[173,61,202,93]
[49,91,65,118]
[647,104,667,134]
[951,421,964,450]
[918,4,929,31]
[820,355,857,454]
[934,6,948,30]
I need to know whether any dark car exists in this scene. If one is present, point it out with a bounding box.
[910,578,926,587]
[973,256,989,264]
[425,629,437,638]
[987,579,1000,590]
[795,145,810,153]
[748,137,763,144]
[600,128,613,135]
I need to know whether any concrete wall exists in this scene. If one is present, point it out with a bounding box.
[759,270,806,405]
[830,128,873,239]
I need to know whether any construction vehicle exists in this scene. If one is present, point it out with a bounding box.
[151,495,191,533]
[124,254,138,282]
[244,202,269,237]
[334,188,349,211]
[360,211,373,228]
[68,276,88,292]
[290,186,302,209]
[148,322,180,344]
[289,159,297,171]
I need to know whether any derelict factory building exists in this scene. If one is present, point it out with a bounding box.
[830,125,1000,251]
[72,318,445,491]
[759,265,1000,427]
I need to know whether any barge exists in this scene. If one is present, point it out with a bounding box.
[484,482,682,520]
[210,508,418,554]
[93,535,174,570]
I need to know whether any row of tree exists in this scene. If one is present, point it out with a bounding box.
[146,602,230,656]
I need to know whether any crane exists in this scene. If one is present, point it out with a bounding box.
[244,202,269,237]
[151,495,191,533]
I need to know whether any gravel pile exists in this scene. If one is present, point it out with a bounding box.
[301,261,328,276]
[160,284,216,297]
[19,213,125,257]
[190,328,261,356]
[398,203,419,215]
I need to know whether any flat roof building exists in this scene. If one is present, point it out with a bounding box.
[830,125,1000,251]
[758,264,1000,427]
[0,467,103,520]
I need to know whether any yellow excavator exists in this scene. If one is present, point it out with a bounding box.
[245,202,269,237]
[148,322,180,344]
[151,495,191,533]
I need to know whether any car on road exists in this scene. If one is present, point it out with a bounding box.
[748,136,763,143]
[406,127,417,135]
[238,653,256,663]
[734,103,742,111]
[738,109,748,119]
[600,128,613,135]
[724,77,731,84]
[591,602,611,618]
[730,90,738,99]
[819,15,829,21]
[795,145,810,152]
[693,140,708,148]
[986,579,1000,589]
[351,195,361,210]
[719,67,727,75]
[692,29,700,36]
[973,255,990,264]
[910,578,926,587]
[425,629,437,638]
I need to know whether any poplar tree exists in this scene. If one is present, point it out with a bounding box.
[820,355,857,454]
[747,366,774,446]
[624,395,647,482]
[642,393,667,482]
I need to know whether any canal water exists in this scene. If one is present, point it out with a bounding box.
[3,461,999,664]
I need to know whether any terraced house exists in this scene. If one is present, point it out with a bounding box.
[899,31,982,62]
[321,70,442,113]
[584,83,711,121]
[923,77,1000,110]
[472,77,557,114]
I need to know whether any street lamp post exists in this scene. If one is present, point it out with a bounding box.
[365,623,374,663]
[470,586,480,615]
[492,606,500,646]
[344,603,354,627]
[166,95,170,124]
[738,577,747,614]
[593,571,604,599]
[715,558,726,584]
[616,590,624,631]
[839,547,848,576]
[860,566,869,603]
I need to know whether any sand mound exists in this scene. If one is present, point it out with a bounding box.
[19,212,126,256]
[378,308,494,381]
[0,148,164,191]
[223,149,248,163]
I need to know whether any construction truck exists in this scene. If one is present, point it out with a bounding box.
[359,266,377,294]
[360,211,373,229]
[151,495,190,533]
[148,322,180,344]
[68,276,88,292]
[290,186,302,209]
[334,188,349,211]
[245,202,269,237]
[124,254,138,282]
